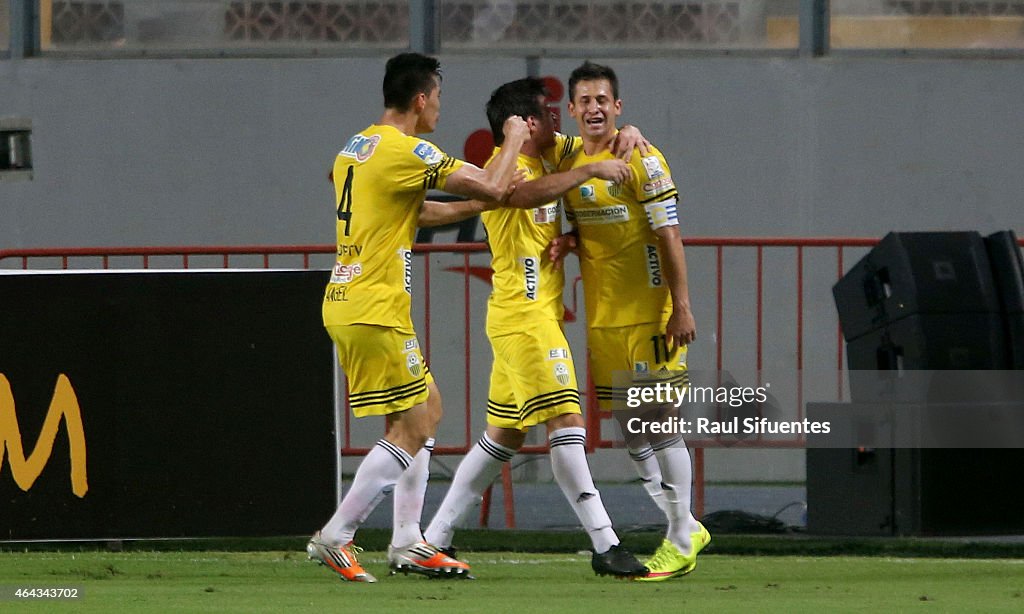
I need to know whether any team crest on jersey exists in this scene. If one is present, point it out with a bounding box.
[330,261,363,284]
[579,184,596,203]
[607,181,623,198]
[406,352,423,378]
[553,362,571,386]
[339,134,380,162]
[641,156,665,179]
[413,142,444,165]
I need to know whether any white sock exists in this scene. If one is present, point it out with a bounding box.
[549,427,618,554]
[654,437,699,552]
[424,433,515,548]
[391,438,434,548]
[628,446,669,515]
[321,439,412,546]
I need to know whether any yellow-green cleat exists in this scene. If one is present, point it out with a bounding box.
[634,522,711,582]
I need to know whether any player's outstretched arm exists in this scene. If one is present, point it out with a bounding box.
[655,223,696,351]
[505,159,631,209]
[418,169,524,227]
[443,116,529,201]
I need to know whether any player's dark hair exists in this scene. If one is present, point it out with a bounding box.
[383,53,442,112]
[485,77,548,146]
[568,61,619,102]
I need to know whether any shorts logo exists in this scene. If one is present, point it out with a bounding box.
[553,362,571,386]
[413,142,443,165]
[339,134,380,162]
[548,348,569,360]
[533,204,559,224]
[642,156,665,179]
[646,244,663,288]
[404,339,419,352]
[330,261,363,284]
[406,352,422,378]
[634,361,650,374]
[580,184,596,202]
[522,256,539,301]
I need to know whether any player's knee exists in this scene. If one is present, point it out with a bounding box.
[547,412,585,432]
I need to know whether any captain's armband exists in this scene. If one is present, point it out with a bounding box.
[644,198,679,231]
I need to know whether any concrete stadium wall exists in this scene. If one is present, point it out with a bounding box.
[3,54,1023,483]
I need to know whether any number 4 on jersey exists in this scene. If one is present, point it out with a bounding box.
[337,166,354,236]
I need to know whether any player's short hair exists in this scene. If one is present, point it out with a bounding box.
[568,61,619,102]
[486,77,548,146]
[383,53,442,112]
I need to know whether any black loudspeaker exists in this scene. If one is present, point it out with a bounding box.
[985,230,1024,369]
[833,231,1001,343]
[809,230,1024,536]
[808,448,1024,536]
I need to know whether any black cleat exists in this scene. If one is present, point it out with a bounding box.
[591,544,649,578]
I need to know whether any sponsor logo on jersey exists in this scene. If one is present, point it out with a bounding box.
[522,256,539,300]
[646,244,663,287]
[548,348,570,360]
[398,248,413,295]
[413,142,444,165]
[634,361,650,374]
[579,184,596,202]
[405,338,420,352]
[642,177,675,195]
[339,134,380,162]
[533,204,559,224]
[330,261,363,284]
[406,352,422,378]
[337,243,364,256]
[575,205,629,225]
[553,362,571,386]
[642,155,665,179]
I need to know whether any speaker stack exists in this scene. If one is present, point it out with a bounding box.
[807,231,1024,536]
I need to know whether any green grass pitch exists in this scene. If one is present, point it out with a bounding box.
[1,550,1022,613]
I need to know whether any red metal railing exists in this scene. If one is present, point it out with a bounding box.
[9,237,1016,525]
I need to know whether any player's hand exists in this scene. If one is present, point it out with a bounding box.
[590,159,631,184]
[611,125,651,162]
[502,115,530,143]
[666,306,696,352]
[547,232,578,271]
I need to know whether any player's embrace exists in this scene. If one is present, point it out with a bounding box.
[307,52,528,583]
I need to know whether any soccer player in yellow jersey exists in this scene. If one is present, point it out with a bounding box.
[555,61,711,581]
[307,53,529,583]
[423,77,648,578]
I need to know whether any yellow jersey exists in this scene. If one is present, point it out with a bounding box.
[482,134,580,335]
[323,124,464,329]
[560,139,680,328]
